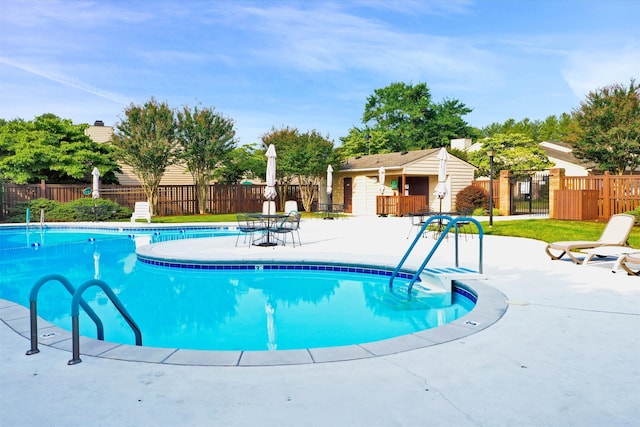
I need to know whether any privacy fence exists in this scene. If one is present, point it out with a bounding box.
[2,169,638,222]
[472,169,640,221]
[0,181,303,221]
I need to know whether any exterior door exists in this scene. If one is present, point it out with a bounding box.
[343,177,352,213]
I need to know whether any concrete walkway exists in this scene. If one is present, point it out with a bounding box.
[1,216,639,426]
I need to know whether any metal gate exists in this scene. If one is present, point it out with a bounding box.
[510,171,549,215]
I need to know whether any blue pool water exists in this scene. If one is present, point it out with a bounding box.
[0,226,475,351]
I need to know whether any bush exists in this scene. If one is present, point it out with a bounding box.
[7,198,61,222]
[625,206,640,225]
[455,185,489,215]
[7,197,131,222]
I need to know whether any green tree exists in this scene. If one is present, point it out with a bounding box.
[176,105,237,214]
[340,82,474,156]
[0,114,120,184]
[335,127,389,159]
[538,113,572,141]
[112,98,179,214]
[260,127,334,211]
[216,144,264,184]
[288,130,335,212]
[469,133,553,178]
[568,79,640,174]
[260,126,301,203]
[482,113,572,143]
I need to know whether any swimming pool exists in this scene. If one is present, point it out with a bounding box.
[0,225,475,352]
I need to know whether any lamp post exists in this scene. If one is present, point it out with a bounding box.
[487,149,495,227]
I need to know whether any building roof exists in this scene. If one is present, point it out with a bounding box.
[538,141,593,169]
[340,148,441,172]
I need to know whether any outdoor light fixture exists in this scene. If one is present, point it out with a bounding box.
[487,149,495,227]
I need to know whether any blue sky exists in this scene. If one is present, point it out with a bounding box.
[1,0,639,146]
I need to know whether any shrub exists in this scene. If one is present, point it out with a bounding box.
[625,206,640,225]
[7,198,61,222]
[7,197,131,222]
[455,185,489,215]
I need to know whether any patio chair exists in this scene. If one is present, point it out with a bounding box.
[406,211,428,239]
[235,214,262,247]
[544,213,635,264]
[271,212,302,247]
[130,202,151,223]
[619,253,640,276]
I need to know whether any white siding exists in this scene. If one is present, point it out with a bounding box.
[116,163,196,186]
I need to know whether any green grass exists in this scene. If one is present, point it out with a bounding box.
[477,219,640,247]
[152,214,639,247]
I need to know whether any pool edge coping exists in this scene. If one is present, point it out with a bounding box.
[0,280,507,367]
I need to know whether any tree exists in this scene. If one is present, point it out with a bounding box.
[287,130,335,212]
[469,133,553,178]
[340,82,475,157]
[481,114,571,142]
[334,127,389,159]
[0,114,120,184]
[112,98,179,214]
[216,144,264,184]
[176,105,237,214]
[260,127,334,212]
[568,79,640,174]
[260,126,301,204]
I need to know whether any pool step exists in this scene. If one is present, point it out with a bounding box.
[421,267,485,293]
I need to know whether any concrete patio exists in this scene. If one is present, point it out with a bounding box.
[1,215,639,426]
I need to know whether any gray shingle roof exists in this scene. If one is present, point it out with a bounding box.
[340,148,440,172]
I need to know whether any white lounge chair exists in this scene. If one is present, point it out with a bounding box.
[131,202,151,223]
[545,214,635,264]
[619,253,640,276]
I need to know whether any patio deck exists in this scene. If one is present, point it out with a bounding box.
[1,215,638,426]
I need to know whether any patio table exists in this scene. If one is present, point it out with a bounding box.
[248,213,288,247]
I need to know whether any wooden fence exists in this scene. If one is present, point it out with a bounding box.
[470,180,500,213]
[558,172,640,220]
[0,181,303,220]
[375,195,428,217]
[472,170,639,221]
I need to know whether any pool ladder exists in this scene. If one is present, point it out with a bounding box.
[389,215,484,300]
[26,274,142,365]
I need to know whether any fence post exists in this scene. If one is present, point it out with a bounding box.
[548,168,565,219]
[602,171,611,220]
[498,169,511,215]
[39,179,46,198]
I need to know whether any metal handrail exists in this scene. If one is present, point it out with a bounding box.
[69,279,142,365]
[389,215,484,298]
[26,274,104,356]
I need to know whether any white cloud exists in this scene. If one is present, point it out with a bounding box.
[0,57,130,105]
[563,45,640,98]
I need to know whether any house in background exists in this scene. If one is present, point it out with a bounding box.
[335,149,476,216]
[538,141,593,176]
[85,121,194,185]
[452,138,593,176]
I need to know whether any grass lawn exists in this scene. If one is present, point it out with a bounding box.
[152,214,640,247]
